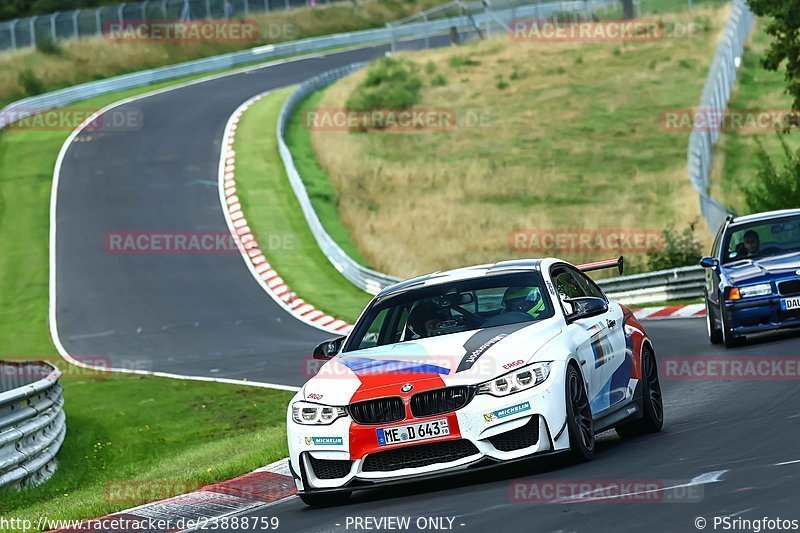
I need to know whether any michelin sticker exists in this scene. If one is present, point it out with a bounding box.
[483,401,531,423]
[305,436,344,446]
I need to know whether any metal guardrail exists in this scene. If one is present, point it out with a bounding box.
[597,265,705,305]
[0,361,65,489]
[687,0,755,232]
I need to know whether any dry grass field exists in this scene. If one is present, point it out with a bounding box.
[308,6,732,278]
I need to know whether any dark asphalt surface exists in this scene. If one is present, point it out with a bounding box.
[52,36,800,533]
[54,44,410,386]
[242,320,800,533]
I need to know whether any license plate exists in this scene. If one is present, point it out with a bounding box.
[781,298,800,311]
[376,419,449,446]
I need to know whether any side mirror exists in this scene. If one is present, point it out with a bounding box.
[700,256,719,269]
[313,336,346,360]
[566,297,609,322]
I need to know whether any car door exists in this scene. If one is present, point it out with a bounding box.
[550,265,626,418]
[706,224,725,308]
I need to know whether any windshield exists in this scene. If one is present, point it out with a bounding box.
[723,215,800,264]
[344,272,554,352]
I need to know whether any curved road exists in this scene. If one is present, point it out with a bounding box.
[52,39,800,532]
[53,45,407,386]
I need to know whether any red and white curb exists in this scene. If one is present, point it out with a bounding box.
[56,461,296,532]
[218,93,353,336]
[632,303,706,320]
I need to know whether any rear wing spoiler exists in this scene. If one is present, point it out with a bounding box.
[576,256,624,276]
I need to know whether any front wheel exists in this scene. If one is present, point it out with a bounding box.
[616,345,664,438]
[298,490,351,507]
[565,365,594,461]
[719,303,742,348]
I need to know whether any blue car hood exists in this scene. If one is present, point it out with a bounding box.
[724,251,800,285]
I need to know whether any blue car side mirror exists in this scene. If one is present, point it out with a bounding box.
[700,257,719,269]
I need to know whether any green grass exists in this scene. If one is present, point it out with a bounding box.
[0,71,306,527]
[0,376,292,525]
[234,88,371,322]
[284,89,370,266]
[713,19,799,215]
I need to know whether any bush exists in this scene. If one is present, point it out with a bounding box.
[346,57,423,113]
[35,34,62,56]
[448,55,481,68]
[743,135,800,213]
[647,224,703,271]
[430,73,447,86]
[18,70,45,96]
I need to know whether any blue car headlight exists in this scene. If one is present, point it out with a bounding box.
[738,283,772,298]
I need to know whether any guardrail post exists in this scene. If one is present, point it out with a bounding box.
[50,13,58,42]
[205,0,211,18]
[72,10,80,39]
[142,0,150,21]
[29,16,36,48]
[10,20,17,50]
[118,3,126,25]
[244,0,250,17]
[95,8,102,34]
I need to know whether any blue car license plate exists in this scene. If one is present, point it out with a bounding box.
[781,297,800,311]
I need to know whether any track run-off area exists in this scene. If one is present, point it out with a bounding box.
[51,41,800,533]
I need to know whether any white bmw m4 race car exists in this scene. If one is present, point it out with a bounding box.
[287,257,663,506]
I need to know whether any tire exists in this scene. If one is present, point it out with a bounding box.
[616,345,664,438]
[565,364,594,461]
[298,490,351,507]
[719,303,742,349]
[706,298,722,345]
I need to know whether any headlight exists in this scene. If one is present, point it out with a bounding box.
[291,401,347,425]
[477,362,552,396]
[738,283,772,298]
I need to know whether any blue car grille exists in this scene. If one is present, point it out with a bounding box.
[779,280,800,297]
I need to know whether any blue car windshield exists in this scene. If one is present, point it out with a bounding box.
[723,215,800,264]
[344,272,555,352]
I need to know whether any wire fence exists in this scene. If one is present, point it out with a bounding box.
[687,0,755,233]
[0,0,339,52]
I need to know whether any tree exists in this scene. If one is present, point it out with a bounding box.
[747,0,800,110]
[744,135,800,213]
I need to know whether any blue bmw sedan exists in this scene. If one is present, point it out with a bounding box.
[701,209,800,348]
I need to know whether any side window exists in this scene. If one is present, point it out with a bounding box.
[711,225,724,257]
[551,267,587,314]
[569,267,606,300]
[476,287,506,313]
[358,308,388,349]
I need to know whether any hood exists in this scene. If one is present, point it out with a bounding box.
[725,251,800,285]
[301,319,562,405]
